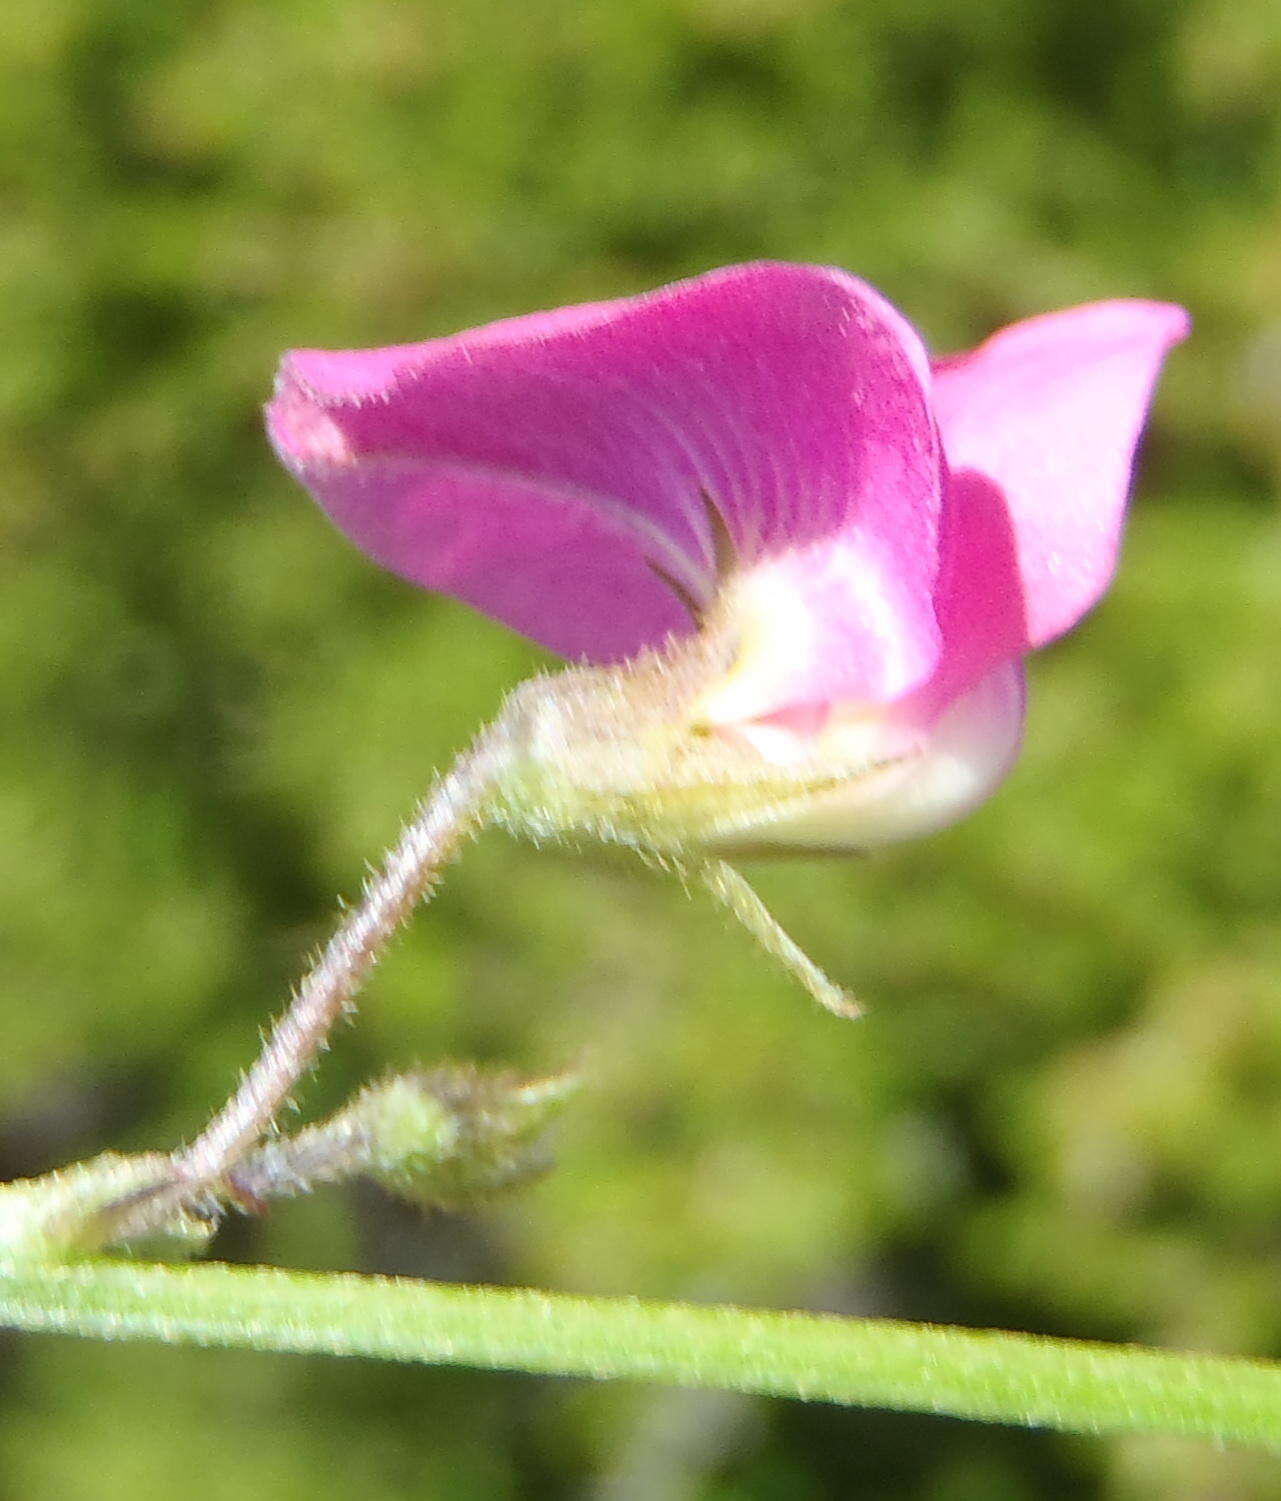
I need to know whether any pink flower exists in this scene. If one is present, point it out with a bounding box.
[267,263,1187,854]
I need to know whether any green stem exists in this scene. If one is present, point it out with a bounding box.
[2,1260,1279,1449]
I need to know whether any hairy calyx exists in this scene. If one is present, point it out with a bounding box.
[495,619,912,860]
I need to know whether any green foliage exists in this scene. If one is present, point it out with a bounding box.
[7,1263,1281,1452]
[1,0,1278,1493]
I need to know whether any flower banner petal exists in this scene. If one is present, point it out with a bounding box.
[268,263,944,695]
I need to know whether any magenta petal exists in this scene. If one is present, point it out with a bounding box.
[268,263,943,690]
[931,300,1190,656]
[268,383,693,661]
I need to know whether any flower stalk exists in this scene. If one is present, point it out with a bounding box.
[68,642,875,1251]
[96,719,520,1246]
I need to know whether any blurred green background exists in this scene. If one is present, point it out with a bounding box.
[2,0,1279,1495]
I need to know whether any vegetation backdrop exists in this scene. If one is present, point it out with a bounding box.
[2,0,1279,1495]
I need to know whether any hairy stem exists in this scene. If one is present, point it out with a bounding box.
[102,720,517,1244]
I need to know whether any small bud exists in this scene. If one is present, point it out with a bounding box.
[370,1065,578,1210]
[228,1064,578,1213]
